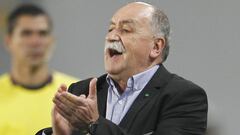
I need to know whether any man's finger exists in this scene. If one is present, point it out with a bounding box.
[88,78,97,99]
[58,84,68,93]
[61,92,85,106]
[54,105,73,122]
[79,94,86,98]
[53,96,73,117]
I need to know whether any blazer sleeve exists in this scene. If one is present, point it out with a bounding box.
[35,127,52,135]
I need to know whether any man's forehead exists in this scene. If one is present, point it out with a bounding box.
[110,3,153,25]
[16,15,49,29]
[16,15,46,25]
[110,15,151,28]
[110,19,136,25]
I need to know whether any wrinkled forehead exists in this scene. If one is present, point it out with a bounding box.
[111,2,154,25]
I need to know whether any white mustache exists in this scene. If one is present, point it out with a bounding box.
[104,41,126,53]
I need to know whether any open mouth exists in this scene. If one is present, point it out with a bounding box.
[105,41,125,58]
[108,48,123,57]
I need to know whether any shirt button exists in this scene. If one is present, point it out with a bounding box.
[118,100,123,105]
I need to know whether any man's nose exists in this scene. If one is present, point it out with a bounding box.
[29,34,42,47]
[106,32,120,42]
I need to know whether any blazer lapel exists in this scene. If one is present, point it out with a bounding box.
[119,64,173,129]
[96,74,109,117]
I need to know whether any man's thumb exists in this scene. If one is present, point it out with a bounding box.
[88,78,97,99]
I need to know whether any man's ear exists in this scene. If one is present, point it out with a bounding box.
[150,37,165,59]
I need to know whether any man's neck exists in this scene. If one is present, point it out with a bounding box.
[11,63,50,86]
[110,64,159,91]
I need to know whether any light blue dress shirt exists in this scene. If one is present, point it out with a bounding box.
[106,65,159,125]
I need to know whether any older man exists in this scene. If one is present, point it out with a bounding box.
[37,2,207,135]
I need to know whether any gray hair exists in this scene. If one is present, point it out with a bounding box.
[150,7,170,62]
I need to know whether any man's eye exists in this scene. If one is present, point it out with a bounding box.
[21,30,32,36]
[121,29,130,33]
[39,30,50,36]
[108,28,113,32]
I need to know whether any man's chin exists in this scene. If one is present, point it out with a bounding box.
[28,60,46,67]
[106,68,121,76]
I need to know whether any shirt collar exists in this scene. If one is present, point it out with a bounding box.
[106,65,159,92]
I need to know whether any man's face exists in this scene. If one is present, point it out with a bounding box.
[6,15,54,67]
[104,3,155,79]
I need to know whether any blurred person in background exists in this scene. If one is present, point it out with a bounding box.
[0,4,78,135]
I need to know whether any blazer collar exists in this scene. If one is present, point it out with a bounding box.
[118,64,173,129]
[96,74,109,117]
[96,64,173,128]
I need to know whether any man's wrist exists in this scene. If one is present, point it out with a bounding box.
[88,117,99,135]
